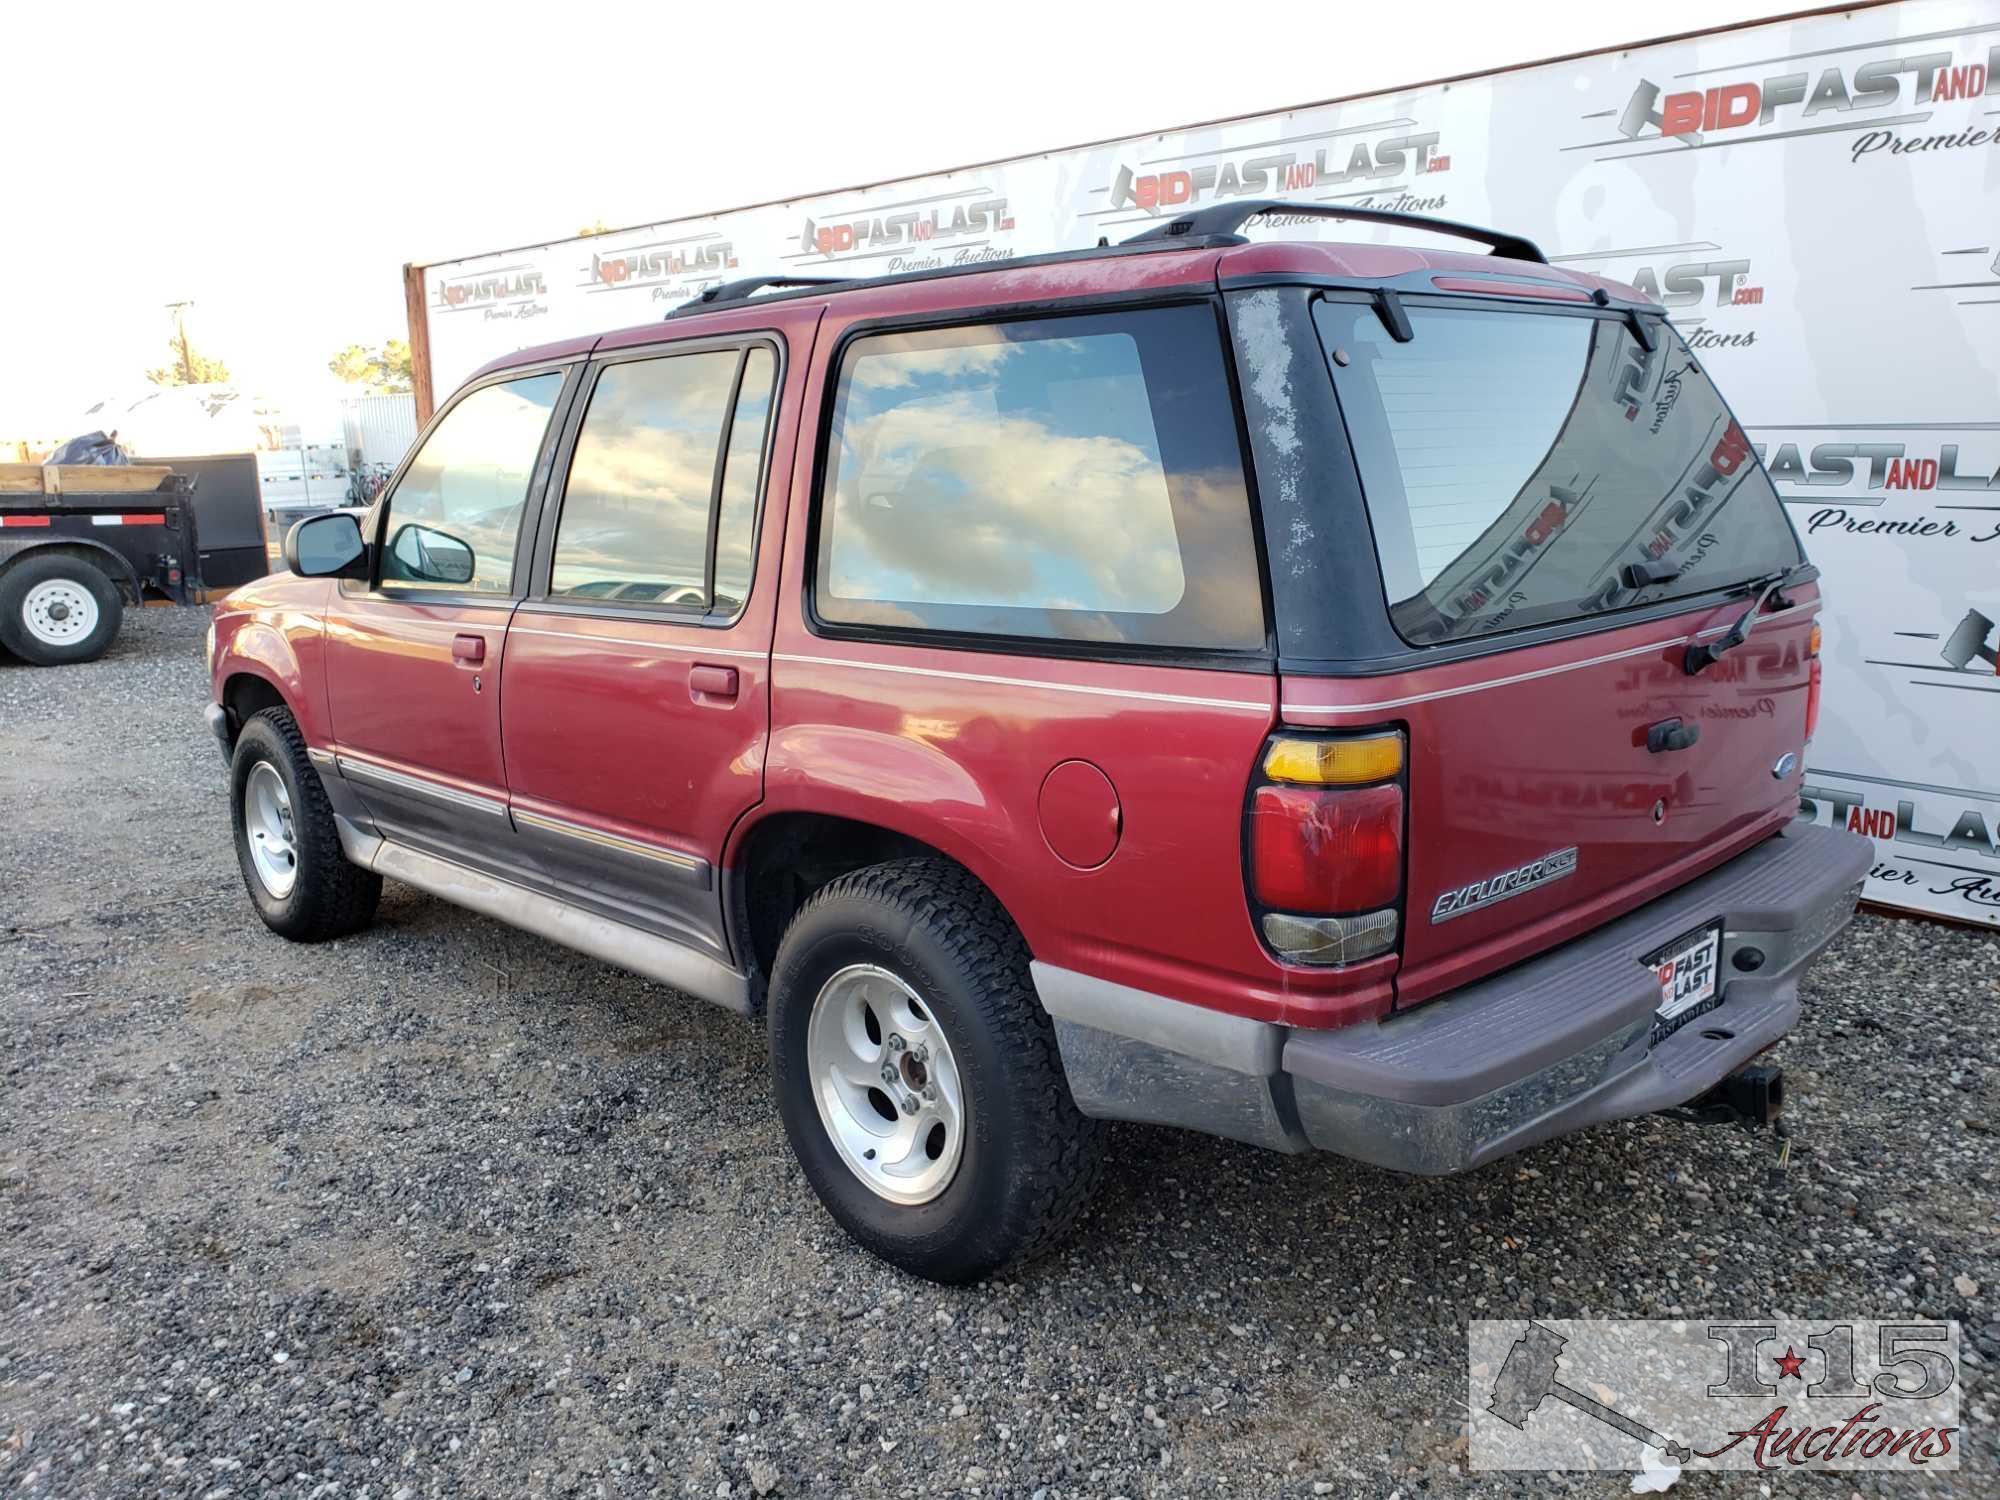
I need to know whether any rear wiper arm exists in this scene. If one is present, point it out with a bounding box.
[1622,559,1682,589]
[1683,563,1813,675]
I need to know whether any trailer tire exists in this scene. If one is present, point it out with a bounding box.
[0,553,124,666]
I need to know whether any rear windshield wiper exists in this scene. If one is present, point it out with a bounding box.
[1622,559,1682,589]
[1684,563,1813,675]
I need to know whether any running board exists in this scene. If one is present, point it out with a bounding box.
[335,819,750,1015]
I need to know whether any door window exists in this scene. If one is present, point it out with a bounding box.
[814,306,1264,650]
[549,345,778,615]
[379,372,564,594]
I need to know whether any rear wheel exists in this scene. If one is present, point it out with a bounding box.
[0,554,123,666]
[230,707,381,941]
[767,858,1103,1283]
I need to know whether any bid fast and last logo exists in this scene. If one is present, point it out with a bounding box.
[433,264,548,323]
[1556,244,1766,352]
[1091,122,1454,227]
[1756,432,2000,548]
[794,192,1015,272]
[584,236,738,302]
[1598,28,1998,165]
[1797,784,2000,920]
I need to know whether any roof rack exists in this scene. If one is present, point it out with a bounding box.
[1119,200,1547,264]
[670,274,850,317]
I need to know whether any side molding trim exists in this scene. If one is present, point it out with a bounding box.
[335,754,510,820]
[339,830,750,1015]
[513,807,710,885]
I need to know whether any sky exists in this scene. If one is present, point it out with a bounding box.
[3,0,1804,436]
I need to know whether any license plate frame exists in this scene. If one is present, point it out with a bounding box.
[1645,918,1725,1046]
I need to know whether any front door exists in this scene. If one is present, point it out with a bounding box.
[322,366,570,871]
[499,335,791,963]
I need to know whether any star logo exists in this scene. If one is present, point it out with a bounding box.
[1773,1346,1806,1381]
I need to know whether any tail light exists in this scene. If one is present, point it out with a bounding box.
[1247,729,1405,966]
[1805,621,1823,742]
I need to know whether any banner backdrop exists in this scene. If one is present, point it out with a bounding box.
[413,0,2000,925]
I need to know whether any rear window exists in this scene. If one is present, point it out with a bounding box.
[1313,301,1801,645]
[815,305,1264,651]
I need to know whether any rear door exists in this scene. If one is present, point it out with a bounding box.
[497,331,793,962]
[1301,298,1815,1003]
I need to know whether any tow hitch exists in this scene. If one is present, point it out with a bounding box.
[1665,1065,1785,1128]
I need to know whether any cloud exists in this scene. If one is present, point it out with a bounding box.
[825,390,1187,615]
[548,358,734,595]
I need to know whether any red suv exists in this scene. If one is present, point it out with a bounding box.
[207,203,1869,1283]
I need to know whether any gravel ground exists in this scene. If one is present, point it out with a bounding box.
[2,606,1997,1500]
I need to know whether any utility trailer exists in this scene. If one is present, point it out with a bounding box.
[0,464,206,666]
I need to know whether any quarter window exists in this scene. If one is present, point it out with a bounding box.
[550,346,778,614]
[815,306,1265,650]
[379,372,564,594]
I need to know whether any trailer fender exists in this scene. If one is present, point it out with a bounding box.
[0,536,141,602]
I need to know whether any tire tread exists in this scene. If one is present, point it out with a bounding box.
[0,553,123,666]
[236,706,380,941]
[785,857,1104,1273]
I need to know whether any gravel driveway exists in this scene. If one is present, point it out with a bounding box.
[3,608,1996,1499]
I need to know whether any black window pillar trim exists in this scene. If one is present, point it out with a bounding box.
[702,348,752,610]
[1220,283,1405,667]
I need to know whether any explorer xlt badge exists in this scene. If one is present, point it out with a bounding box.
[1431,846,1581,923]
[206,198,1871,1284]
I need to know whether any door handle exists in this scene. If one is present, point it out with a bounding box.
[452,633,486,664]
[689,664,739,701]
[1646,717,1700,753]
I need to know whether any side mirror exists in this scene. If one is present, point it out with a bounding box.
[386,522,476,586]
[284,512,367,579]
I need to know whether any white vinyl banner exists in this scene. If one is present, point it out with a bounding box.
[417,0,2000,925]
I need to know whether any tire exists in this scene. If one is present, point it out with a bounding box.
[230,706,381,941]
[767,858,1103,1283]
[0,554,123,666]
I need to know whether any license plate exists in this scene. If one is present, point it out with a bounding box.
[1645,919,1724,1046]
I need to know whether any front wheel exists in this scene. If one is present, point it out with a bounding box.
[767,859,1103,1283]
[230,707,381,941]
[0,554,123,666]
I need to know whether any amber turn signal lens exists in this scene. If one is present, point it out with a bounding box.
[1263,733,1403,786]
[1809,622,1822,657]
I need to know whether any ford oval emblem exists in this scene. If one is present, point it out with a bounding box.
[1772,751,1799,779]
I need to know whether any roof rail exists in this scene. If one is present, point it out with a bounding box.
[670,274,850,317]
[1119,200,1547,264]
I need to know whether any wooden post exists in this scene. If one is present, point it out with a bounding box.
[403,262,436,424]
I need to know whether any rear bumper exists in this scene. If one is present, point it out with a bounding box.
[1034,821,1871,1173]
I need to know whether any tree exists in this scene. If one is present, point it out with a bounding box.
[148,301,231,385]
[327,339,413,394]
[146,337,231,385]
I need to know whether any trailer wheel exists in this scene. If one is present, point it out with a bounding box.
[0,554,124,666]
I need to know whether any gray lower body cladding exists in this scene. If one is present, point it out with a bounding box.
[204,703,232,761]
[1033,821,1871,1173]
